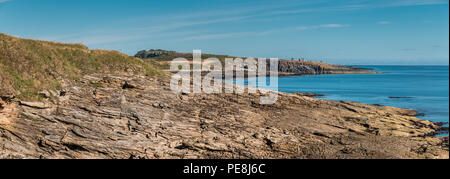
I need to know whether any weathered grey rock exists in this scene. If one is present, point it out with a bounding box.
[19,101,51,109]
[49,90,59,97]
[39,90,51,98]
[1,75,448,159]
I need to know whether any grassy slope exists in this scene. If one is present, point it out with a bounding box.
[0,33,163,100]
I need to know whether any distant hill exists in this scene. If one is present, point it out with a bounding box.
[0,33,162,100]
[135,49,378,76]
[135,49,237,62]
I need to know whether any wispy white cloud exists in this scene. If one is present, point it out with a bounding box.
[183,32,251,41]
[378,21,391,25]
[400,48,417,51]
[34,0,448,47]
[384,0,449,7]
[0,0,10,3]
[432,45,442,48]
[41,14,261,44]
[45,29,208,45]
[263,0,448,16]
[294,24,350,31]
[180,23,350,41]
[161,1,316,21]
[268,4,369,16]
[319,24,350,28]
[120,0,328,27]
[57,22,351,44]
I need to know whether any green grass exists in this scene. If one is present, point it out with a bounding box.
[0,33,163,101]
[135,50,241,70]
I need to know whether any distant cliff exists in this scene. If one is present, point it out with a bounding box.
[276,60,377,75]
[135,49,378,76]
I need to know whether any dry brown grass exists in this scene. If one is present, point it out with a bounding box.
[0,33,163,100]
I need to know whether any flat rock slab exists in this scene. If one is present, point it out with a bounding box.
[1,75,448,159]
[19,101,51,109]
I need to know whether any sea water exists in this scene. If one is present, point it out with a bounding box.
[235,66,449,128]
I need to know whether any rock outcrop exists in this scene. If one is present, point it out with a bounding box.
[276,60,376,75]
[1,75,448,159]
[135,49,379,76]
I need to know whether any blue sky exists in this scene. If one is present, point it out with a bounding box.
[0,0,449,65]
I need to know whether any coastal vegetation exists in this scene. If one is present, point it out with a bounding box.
[0,33,162,100]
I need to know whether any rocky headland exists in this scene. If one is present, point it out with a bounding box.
[1,33,448,159]
[135,49,380,76]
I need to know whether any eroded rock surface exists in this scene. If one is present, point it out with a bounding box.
[0,75,448,159]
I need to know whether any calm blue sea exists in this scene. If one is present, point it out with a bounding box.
[276,66,449,126]
[234,66,449,126]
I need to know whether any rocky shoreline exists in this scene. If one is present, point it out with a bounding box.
[1,33,448,159]
[1,74,448,159]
